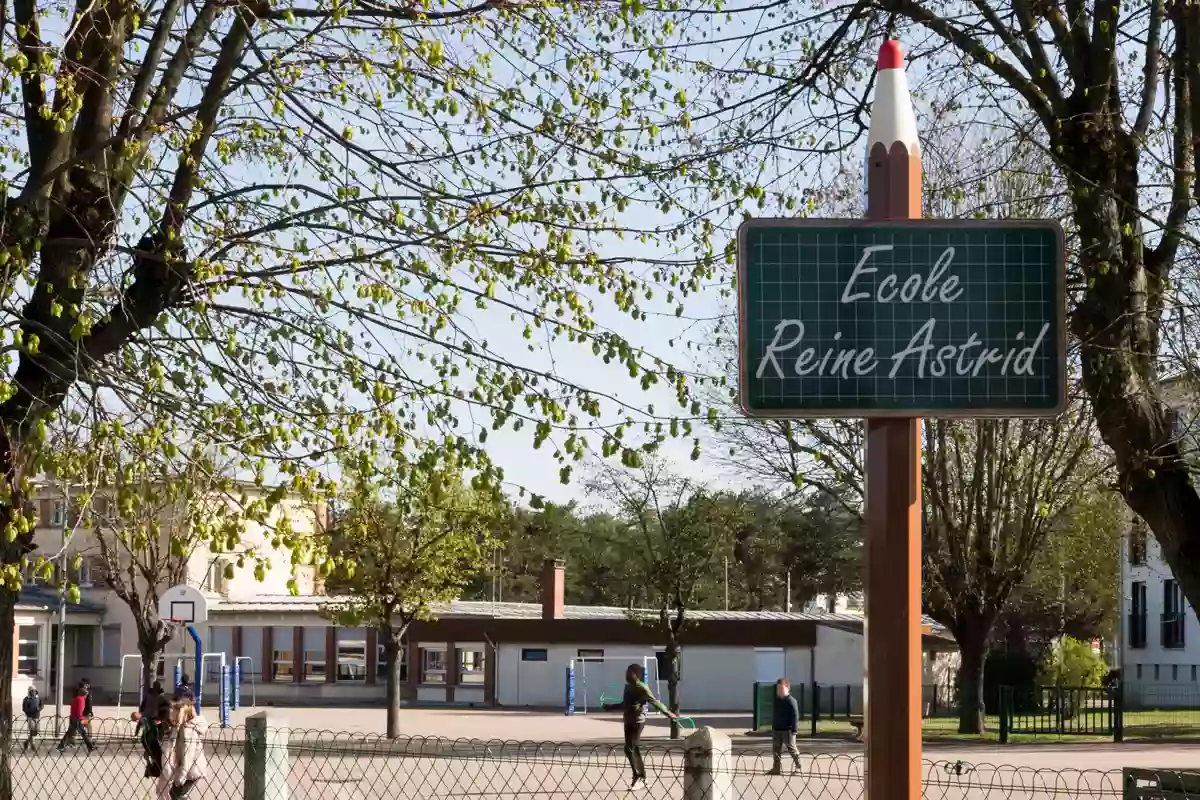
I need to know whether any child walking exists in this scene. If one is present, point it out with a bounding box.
[21,686,42,752]
[57,685,95,753]
[767,678,802,775]
[157,700,207,800]
[601,663,676,792]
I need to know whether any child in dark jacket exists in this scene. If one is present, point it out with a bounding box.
[768,678,802,775]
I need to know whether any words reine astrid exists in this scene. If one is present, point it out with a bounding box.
[755,245,1051,381]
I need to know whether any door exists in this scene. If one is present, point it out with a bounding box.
[754,647,785,683]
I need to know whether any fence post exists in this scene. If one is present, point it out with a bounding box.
[1114,682,1124,743]
[998,687,1010,744]
[811,682,820,736]
[245,711,289,800]
[845,685,851,718]
[682,726,732,800]
[751,683,760,731]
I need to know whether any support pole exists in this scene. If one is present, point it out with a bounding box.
[187,625,203,715]
[863,39,922,800]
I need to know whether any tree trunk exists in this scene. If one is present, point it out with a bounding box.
[665,640,681,740]
[0,591,15,800]
[138,636,164,708]
[954,629,987,735]
[383,628,403,739]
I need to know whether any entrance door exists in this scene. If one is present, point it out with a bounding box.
[754,647,785,683]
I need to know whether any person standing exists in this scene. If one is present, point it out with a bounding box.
[57,685,95,753]
[767,678,802,775]
[21,686,42,752]
[601,663,676,792]
[157,701,207,800]
[141,682,168,777]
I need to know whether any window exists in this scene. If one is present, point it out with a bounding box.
[377,641,408,682]
[458,648,485,684]
[271,627,294,682]
[1174,665,1180,681]
[1193,665,1197,682]
[577,649,603,662]
[521,648,548,662]
[1163,579,1186,649]
[302,628,326,682]
[74,626,95,666]
[420,647,447,683]
[1130,581,1148,649]
[1155,664,1161,680]
[50,501,65,527]
[79,555,107,587]
[17,626,38,675]
[336,628,367,683]
[1129,521,1147,566]
[655,651,669,675]
[1136,664,1143,680]
[101,625,121,667]
[204,560,230,594]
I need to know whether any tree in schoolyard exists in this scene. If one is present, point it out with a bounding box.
[321,450,507,738]
[587,458,734,740]
[0,0,750,784]
[653,0,1200,630]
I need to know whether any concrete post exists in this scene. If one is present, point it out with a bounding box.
[245,711,289,800]
[682,726,732,800]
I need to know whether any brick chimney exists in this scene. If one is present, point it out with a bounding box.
[541,559,565,620]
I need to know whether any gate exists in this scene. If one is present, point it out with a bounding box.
[1002,686,1115,738]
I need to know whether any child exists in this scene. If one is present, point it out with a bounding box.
[57,685,95,753]
[21,686,42,752]
[601,663,676,792]
[767,678,802,775]
[158,700,207,800]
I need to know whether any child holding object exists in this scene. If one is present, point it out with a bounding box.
[601,663,676,792]
[767,678,802,776]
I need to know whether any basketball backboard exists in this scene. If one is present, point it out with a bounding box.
[158,584,209,625]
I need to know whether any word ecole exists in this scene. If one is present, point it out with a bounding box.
[755,245,1051,381]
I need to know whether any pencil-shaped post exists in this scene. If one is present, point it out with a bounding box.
[863,39,923,800]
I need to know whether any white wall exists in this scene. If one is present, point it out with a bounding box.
[497,643,818,712]
[813,625,864,684]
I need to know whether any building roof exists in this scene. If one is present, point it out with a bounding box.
[16,586,106,615]
[211,595,948,632]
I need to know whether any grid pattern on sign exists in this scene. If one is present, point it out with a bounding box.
[740,222,1062,414]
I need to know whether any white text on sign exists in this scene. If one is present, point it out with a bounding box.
[755,245,1051,381]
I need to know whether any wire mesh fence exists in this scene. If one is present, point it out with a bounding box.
[4,720,1186,800]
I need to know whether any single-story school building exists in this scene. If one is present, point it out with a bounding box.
[14,561,959,712]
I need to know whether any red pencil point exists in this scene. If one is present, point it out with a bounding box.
[878,40,904,70]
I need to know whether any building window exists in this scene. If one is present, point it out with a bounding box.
[459,649,485,684]
[420,647,447,683]
[1155,664,1161,681]
[1130,581,1148,649]
[271,627,294,682]
[303,628,326,681]
[655,651,669,676]
[1174,665,1180,681]
[377,641,408,682]
[521,648,548,662]
[1129,521,1147,566]
[336,628,367,683]
[50,501,65,527]
[1163,579,1186,649]
[101,625,121,667]
[17,626,38,675]
[1136,664,1143,680]
[577,649,603,662]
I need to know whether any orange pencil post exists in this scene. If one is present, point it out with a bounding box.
[863,40,923,800]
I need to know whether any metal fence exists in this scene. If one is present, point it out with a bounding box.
[6,719,1185,800]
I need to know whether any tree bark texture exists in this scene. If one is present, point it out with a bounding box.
[383,628,404,740]
[665,640,681,740]
[953,625,988,735]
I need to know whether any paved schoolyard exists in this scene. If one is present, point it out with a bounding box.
[20,708,1200,799]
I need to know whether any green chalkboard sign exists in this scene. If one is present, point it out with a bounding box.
[737,218,1066,418]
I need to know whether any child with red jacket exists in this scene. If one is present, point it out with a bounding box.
[56,685,95,753]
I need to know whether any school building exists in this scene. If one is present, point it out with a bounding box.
[14,501,959,713]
